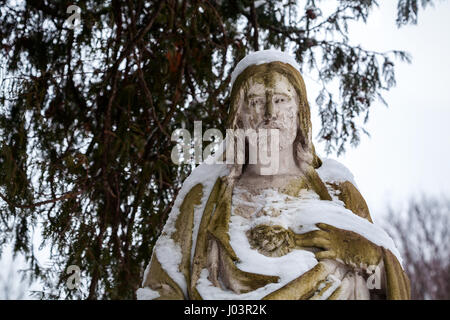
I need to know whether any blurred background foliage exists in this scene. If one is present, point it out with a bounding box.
[384,196,450,300]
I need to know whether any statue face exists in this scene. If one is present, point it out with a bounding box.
[240,72,298,150]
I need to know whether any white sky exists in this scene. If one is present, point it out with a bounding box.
[307,1,450,222]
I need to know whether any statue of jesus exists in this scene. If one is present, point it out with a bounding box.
[137,50,410,300]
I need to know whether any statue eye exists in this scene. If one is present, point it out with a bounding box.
[250,97,264,107]
[274,95,289,104]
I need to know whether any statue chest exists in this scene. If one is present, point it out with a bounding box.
[230,186,320,257]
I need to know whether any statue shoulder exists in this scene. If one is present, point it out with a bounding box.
[316,158,358,188]
[317,158,372,222]
[167,163,229,224]
[157,163,229,249]
[139,163,229,299]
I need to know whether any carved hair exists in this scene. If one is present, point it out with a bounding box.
[225,61,322,183]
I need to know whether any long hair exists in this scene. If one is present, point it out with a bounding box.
[225,61,323,185]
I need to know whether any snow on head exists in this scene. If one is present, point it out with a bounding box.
[230,49,301,89]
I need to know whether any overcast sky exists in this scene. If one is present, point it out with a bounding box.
[307,1,450,222]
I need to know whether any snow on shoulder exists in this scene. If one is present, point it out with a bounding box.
[143,152,229,298]
[230,49,301,88]
[317,158,358,188]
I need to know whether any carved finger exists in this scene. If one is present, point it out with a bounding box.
[295,230,329,241]
[315,250,337,260]
[316,223,337,232]
[295,237,331,249]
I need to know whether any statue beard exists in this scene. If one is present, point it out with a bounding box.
[255,119,297,151]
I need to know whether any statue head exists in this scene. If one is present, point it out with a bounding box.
[226,58,322,178]
[236,70,299,151]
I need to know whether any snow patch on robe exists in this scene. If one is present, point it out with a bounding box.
[151,150,229,296]
[136,287,160,300]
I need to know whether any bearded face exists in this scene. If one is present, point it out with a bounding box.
[228,62,320,171]
[239,72,299,150]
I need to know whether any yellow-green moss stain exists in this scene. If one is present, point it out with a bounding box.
[280,178,309,197]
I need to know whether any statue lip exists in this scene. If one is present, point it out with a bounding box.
[259,125,280,129]
[257,120,281,130]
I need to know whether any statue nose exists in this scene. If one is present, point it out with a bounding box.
[264,94,275,120]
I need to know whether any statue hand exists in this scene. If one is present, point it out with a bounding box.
[247,224,296,257]
[294,223,382,268]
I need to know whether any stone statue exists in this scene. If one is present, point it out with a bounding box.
[138,50,410,300]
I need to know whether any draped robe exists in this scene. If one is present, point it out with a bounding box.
[140,161,410,300]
